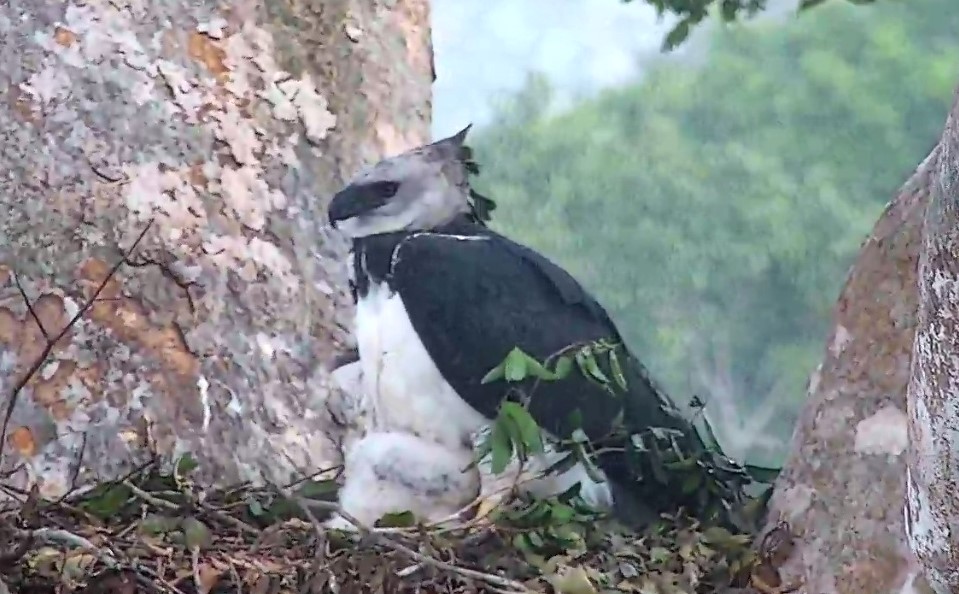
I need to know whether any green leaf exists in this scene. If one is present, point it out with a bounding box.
[293,478,339,499]
[481,360,506,384]
[556,482,584,503]
[567,409,584,431]
[501,411,527,462]
[79,483,132,520]
[174,453,199,477]
[744,463,782,483]
[553,355,574,379]
[681,471,703,494]
[662,18,692,51]
[574,349,589,378]
[502,401,545,455]
[701,525,751,550]
[663,456,698,471]
[181,516,213,550]
[524,353,558,381]
[720,0,740,21]
[474,431,494,464]
[505,500,550,525]
[246,496,265,517]
[577,348,610,386]
[504,347,530,382]
[490,420,514,474]
[138,513,179,536]
[375,510,416,528]
[546,523,582,548]
[512,532,535,553]
[489,347,559,384]
[580,454,607,484]
[696,411,724,454]
[608,349,627,391]
[648,546,672,563]
[543,452,578,477]
[570,439,606,484]
[549,503,575,524]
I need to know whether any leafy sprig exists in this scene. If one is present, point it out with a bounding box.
[481,339,628,396]
[475,340,629,480]
[473,401,546,475]
[477,343,782,533]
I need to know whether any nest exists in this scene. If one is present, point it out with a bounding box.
[0,455,797,594]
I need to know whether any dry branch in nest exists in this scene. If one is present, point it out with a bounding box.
[0,454,792,594]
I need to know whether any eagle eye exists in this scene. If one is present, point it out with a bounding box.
[370,180,400,199]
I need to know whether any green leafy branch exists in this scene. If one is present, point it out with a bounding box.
[474,340,638,504]
[475,342,782,533]
[474,401,546,475]
[481,339,629,397]
[77,453,341,531]
[628,0,861,52]
[686,393,782,486]
[475,340,631,479]
[480,345,573,385]
[544,426,610,486]
[500,484,607,558]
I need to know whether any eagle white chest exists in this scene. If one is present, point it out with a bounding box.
[352,277,489,450]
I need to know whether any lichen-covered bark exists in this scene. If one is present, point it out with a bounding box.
[906,88,959,594]
[763,151,936,593]
[0,0,432,497]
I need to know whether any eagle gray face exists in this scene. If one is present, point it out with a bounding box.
[327,125,474,238]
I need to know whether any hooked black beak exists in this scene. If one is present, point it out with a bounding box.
[327,186,364,228]
[327,180,400,229]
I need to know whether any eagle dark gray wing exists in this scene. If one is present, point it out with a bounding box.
[388,222,688,444]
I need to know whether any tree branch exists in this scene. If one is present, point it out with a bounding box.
[269,483,530,594]
[0,220,155,464]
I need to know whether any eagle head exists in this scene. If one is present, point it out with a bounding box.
[327,124,494,238]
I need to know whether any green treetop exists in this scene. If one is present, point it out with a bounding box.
[471,0,958,466]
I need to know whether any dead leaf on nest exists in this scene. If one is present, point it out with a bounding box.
[547,564,597,594]
[62,552,98,582]
[26,546,63,577]
[196,561,224,594]
[19,484,41,529]
[250,571,275,594]
[78,569,138,594]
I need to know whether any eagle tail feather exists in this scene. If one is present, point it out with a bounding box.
[592,348,752,529]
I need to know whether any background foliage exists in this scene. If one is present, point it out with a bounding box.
[470,0,959,466]
[624,0,882,51]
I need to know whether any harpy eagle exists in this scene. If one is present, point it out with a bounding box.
[325,126,748,528]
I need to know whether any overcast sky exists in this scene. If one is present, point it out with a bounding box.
[429,0,676,138]
[428,0,805,138]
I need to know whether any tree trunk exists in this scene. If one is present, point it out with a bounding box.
[762,146,936,591]
[0,0,433,498]
[907,89,959,594]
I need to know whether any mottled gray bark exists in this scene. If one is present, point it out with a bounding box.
[0,0,432,498]
[763,149,936,592]
[906,89,959,593]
